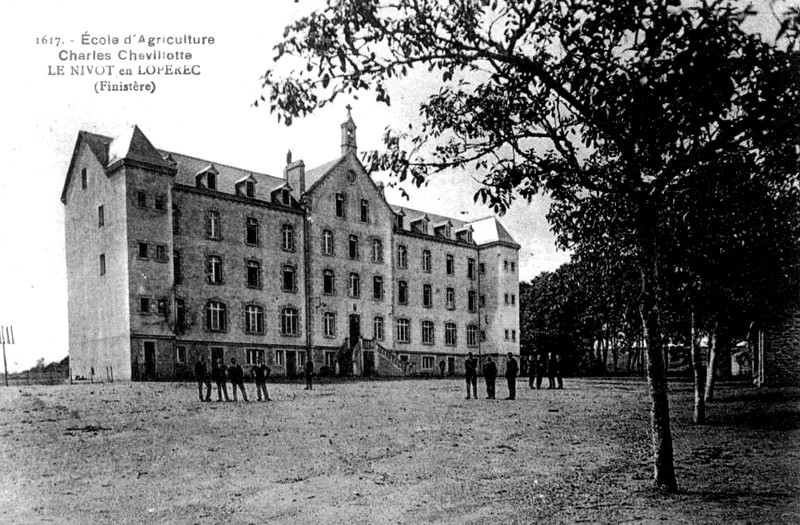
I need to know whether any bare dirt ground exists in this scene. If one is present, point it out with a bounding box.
[0,376,797,524]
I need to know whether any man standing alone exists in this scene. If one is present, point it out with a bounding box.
[483,355,497,399]
[194,354,211,402]
[304,358,315,390]
[464,352,478,399]
[505,352,518,400]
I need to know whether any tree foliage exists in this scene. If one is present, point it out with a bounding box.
[260,0,800,494]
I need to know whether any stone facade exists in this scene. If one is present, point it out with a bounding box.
[753,304,800,387]
[62,113,520,380]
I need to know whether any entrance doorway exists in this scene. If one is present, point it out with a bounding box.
[144,341,156,379]
[447,356,455,376]
[286,351,297,378]
[211,347,224,370]
[349,314,361,349]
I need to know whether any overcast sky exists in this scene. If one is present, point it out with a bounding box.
[0,0,573,371]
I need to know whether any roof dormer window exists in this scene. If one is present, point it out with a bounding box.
[197,165,220,191]
[245,180,255,198]
[282,188,291,206]
[207,172,217,191]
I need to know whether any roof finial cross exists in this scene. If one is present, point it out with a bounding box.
[345,103,352,114]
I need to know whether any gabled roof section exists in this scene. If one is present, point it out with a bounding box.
[108,125,173,171]
[197,163,219,176]
[61,131,113,203]
[304,156,348,193]
[235,174,257,185]
[468,216,520,247]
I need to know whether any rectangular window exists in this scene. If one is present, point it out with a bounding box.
[468,291,477,312]
[155,244,167,262]
[275,350,285,367]
[479,263,485,275]
[349,273,361,298]
[398,281,408,305]
[372,239,383,263]
[373,316,384,341]
[99,254,106,276]
[207,172,217,191]
[504,260,509,271]
[157,298,168,315]
[323,312,336,337]
[208,256,223,284]
[281,308,299,336]
[467,325,478,346]
[480,295,486,307]
[335,193,346,218]
[511,294,516,306]
[138,242,148,259]
[511,262,516,272]
[421,321,434,345]
[360,199,370,223]
[446,254,454,275]
[282,265,296,292]
[154,195,166,211]
[137,191,147,207]
[176,346,186,364]
[348,234,359,259]
[207,211,221,240]
[246,260,261,288]
[467,258,475,280]
[245,305,264,334]
[512,329,517,341]
[282,224,295,251]
[422,250,432,272]
[246,217,259,245]
[397,245,408,269]
[175,299,186,329]
[505,329,510,340]
[422,356,435,370]
[323,269,335,295]
[247,348,265,366]
[172,205,180,235]
[423,284,432,308]
[81,168,87,190]
[396,318,410,343]
[98,205,104,227]
[245,181,256,198]
[481,330,486,342]
[207,301,227,332]
[445,323,457,346]
[505,293,509,305]
[325,351,337,367]
[373,276,384,300]
[322,229,334,255]
[446,287,455,310]
[140,297,150,313]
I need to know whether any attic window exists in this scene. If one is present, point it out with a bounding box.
[395,214,404,229]
[207,172,217,191]
[348,170,356,183]
[282,189,291,206]
[81,168,87,190]
[245,180,255,198]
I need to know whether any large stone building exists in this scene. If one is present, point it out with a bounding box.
[61,111,520,381]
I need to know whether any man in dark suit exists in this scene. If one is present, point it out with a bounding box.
[464,352,478,399]
[483,355,497,399]
[229,358,248,402]
[252,358,271,401]
[194,354,211,402]
[212,358,230,402]
[505,352,518,400]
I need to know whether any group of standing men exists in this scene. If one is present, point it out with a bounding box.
[465,351,562,400]
[464,352,519,400]
[193,354,316,402]
[527,351,563,390]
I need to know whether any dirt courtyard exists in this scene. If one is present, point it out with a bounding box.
[0,376,797,524]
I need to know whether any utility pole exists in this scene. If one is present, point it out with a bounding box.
[1,325,14,387]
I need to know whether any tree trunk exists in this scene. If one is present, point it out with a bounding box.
[690,311,706,424]
[637,209,677,492]
[704,321,730,403]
